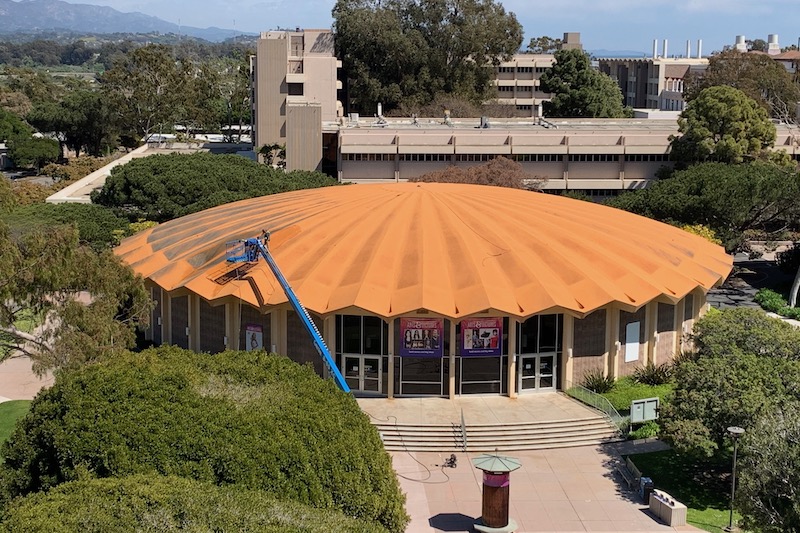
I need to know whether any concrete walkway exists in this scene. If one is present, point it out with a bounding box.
[358,393,602,426]
[394,442,700,532]
[0,355,53,403]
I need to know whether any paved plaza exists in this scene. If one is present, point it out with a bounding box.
[393,444,700,533]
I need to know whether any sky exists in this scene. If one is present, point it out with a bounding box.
[60,0,800,55]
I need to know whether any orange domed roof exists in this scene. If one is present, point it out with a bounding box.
[116,183,732,319]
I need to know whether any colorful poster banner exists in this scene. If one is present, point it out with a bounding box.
[461,318,502,356]
[245,324,263,351]
[400,318,443,357]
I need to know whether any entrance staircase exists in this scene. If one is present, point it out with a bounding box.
[373,413,621,453]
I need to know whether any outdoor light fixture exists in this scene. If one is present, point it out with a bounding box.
[724,426,745,532]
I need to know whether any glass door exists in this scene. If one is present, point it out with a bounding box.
[343,355,382,393]
[517,354,556,392]
[519,355,537,391]
[538,354,555,390]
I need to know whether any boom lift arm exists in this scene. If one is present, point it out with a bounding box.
[226,231,350,393]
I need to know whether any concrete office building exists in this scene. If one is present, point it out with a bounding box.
[598,40,708,112]
[117,183,732,397]
[250,29,342,171]
[491,33,582,117]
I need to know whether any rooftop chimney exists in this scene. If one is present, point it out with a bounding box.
[662,39,668,58]
[653,39,658,59]
[686,40,691,58]
[697,39,703,58]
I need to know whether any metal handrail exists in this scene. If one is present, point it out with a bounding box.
[460,408,467,452]
[564,380,629,434]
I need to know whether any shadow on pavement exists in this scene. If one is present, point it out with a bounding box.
[429,512,477,531]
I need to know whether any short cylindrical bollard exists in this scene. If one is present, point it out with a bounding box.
[472,453,521,533]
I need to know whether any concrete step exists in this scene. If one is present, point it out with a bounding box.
[373,415,622,452]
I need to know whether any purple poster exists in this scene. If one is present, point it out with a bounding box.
[461,318,502,356]
[400,318,443,357]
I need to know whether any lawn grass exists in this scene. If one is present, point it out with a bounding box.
[629,449,741,532]
[0,400,32,447]
[601,376,674,413]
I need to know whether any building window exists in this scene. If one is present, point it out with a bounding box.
[287,83,304,96]
[335,315,389,356]
[568,154,619,162]
[399,153,450,162]
[535,67,549,73]
[497,86,515,93]
[512,154,563,162]
[498,66,515,73]
[516,66,533,73]
[454,154,498,162]
[343,153,396,161]
[624,154,669,162]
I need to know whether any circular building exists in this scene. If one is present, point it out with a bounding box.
[116,183,732,397]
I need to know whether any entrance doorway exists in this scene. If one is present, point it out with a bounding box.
[518,354,556,392]
[343,355,382,393]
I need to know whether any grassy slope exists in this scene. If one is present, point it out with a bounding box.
[0,400,31,447]
[601,376,674,413]
[629,450,741,533]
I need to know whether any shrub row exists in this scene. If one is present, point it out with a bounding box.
[0,347,408,532]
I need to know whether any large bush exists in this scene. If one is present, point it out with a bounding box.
[1,203,129,251]
[0,475,389,532]
[91,153,337,222]
[661,309,800,456]
[0,347,407,532]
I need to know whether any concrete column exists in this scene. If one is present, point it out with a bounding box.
[387,318,395,398]
[275,307,287,355]
[645,301,657,364]
[449,319,457,399]
[225,302,236,351]
[675,298,686,353]
[561,314,574,388]
[607,305,620,378]
[188,295,200,351]
[507,318,517,398]
[163,293,172,345]
[323,315,335,381]
[269,308,279,353]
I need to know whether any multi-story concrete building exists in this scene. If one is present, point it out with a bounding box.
[598,40,707,112]
[491,33,582,117]
[250,29,342,171]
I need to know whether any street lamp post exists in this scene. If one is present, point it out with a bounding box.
[724,426,745,532]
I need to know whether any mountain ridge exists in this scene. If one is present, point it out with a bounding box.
[0,0,253,42]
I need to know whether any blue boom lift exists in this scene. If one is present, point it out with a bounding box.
[226,231,350,393]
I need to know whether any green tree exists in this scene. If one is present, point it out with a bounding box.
[91,153,336,222]
[0,109,32,142]
[684,50,800,123]
[0,222,150,373]
[661,309,800,457]
[526,35,562,54]
[671,86,776,164]
[539,49,628,118]
[7,137,59,174]
[3,68,61,107]
[607,161,800,251]
[0,475,390,533]
[333,0,523,113]
[0,348,408,532]
[737,406,800,533]
[100,44,186,140]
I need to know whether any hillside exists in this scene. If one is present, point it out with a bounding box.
[0,0,249,42]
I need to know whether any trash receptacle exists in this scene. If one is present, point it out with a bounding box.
[639,476,654,502]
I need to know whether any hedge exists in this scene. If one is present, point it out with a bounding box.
[0,347,407,532]
[0,474,389,532]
